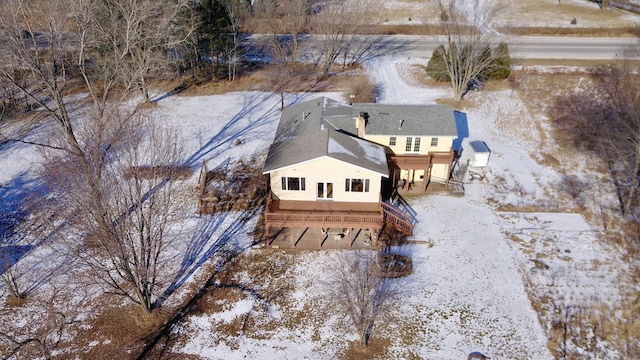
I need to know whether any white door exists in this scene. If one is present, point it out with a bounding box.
[317,182,333,200]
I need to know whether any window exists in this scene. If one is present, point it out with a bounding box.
[389,136,396,146]
[345,178,370,192]
[431,137,438,147]
[405,137,421,153]
[281,176,306,191]
[413,137,421,152]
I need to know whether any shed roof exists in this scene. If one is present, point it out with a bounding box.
[470,140,491,154]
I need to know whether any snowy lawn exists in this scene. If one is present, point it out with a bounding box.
[0,57,632,359]
[375,0,638,30]
[160,57,628,359]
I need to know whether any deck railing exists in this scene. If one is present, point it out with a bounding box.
[265,192,414,235]
[264,212,384,228]
[380,202,414,235]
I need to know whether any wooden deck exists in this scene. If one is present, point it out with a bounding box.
[263,192,415,249]
[388,151,454,168]
[269,198,382,212]
[267,227,379,250]
[265,195,385,229]
[387,149,456,193]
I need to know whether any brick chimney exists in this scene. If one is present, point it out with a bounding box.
[355,112,366,138]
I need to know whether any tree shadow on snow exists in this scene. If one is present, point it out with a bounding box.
[0,173,42,270]
[154,205,263,309]
[140,207,266,359]
[184,93,281,167]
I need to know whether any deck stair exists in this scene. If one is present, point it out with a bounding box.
[381,192,415,236]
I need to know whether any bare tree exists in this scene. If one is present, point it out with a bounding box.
[42,112,189,313]
[220,0,250,82]
[324,250,400,347]
[0,0,197,141]
[0,235,25,300]
[308,0,375,77]
[0,0,88,156]
[550,60,640,220]
[250,0,312,109]
[86,0,197,102]
[257,0,311,75]
[0,284,87,360]
[0,0,198,314]
[430,0,507,100]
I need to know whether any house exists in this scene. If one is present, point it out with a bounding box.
[262,96,460,248]
[350,102,458,192]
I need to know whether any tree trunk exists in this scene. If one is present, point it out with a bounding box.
[624,142,640,217]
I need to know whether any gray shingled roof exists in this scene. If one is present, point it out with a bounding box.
[272,97,353,144]
[265,96,460,175]
[350,103,458,136]
[272,97,458,142]
[263,129,389,177]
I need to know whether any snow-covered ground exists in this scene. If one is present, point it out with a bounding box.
[0,57,631,358]
[157,57,625,358]
[378,0,639,29]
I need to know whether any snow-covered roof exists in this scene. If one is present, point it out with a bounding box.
[351,103,458,137]
[273,96,460,143]
[267,96,460,174]
[263,129,389,177]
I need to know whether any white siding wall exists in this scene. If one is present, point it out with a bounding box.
[269,156,383,203]
[364,135,456,154]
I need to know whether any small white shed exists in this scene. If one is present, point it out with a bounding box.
[469,140,491,167]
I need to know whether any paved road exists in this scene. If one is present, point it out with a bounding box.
[505,36,638,60]
[247,34,639,61]
[366,35,639,60]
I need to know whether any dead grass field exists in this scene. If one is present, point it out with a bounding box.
[370,0,639,36]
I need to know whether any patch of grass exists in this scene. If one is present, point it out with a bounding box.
[340,337,392,360]
[497,203,549,212]
[408,63,450,89]
[84,302,171,359]
[344,75,377,103]
[181,63,371,98]
[499,25,638,37]
[512,58,636,68]
[4,294,27,307]
[536,152,561,168]
[360,24,443,35]
[509,233,534,248]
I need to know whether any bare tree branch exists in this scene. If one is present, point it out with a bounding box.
[431,0,508,100]
[308,0,379,77]
[323,250,401,347]
[41,112,190,313]
[550,58,640,221]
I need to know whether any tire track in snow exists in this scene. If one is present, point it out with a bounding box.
[364,56,449,104]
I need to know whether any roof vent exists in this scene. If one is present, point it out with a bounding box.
[399,119,404,129]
